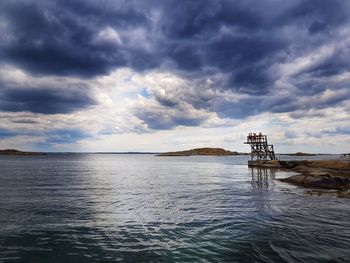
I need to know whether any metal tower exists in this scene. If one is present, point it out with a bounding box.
[244,133,276,161]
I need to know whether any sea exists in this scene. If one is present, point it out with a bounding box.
[0,154,349,263]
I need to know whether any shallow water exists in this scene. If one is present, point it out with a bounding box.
[0,154,349,262]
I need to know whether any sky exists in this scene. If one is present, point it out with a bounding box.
[0,0,349,153]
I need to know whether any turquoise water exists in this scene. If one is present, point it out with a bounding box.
[0,154,349,262]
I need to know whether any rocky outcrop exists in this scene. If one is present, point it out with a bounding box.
[279,174,350,190]
[250,159,350,190]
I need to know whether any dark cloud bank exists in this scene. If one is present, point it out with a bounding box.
[0,83,95,114]
[0,0,350,130]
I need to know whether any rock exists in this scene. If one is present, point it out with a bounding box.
[248,160,281,168]
[279,161,298,168]
[337,190,350,198]
[279,174,350,190]
[248,159,350,191]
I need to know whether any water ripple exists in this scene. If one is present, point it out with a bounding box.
[0,154,349,262]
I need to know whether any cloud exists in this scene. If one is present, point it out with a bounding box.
[0,70,96,114]
[93,27,123,46]
[308,21,328,35]
[0,128,17,138]
[322,126,350,136]
[0,87,96,114]
[45,128,91,144]
[0,0,349,152]
[133,101,210,130]
[284,130,299,139]
[1,0,348,81]
[0,0,155,77]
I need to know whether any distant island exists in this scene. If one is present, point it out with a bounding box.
[0,149,45,155]
[157,147,247,156]
[283,152,316,156]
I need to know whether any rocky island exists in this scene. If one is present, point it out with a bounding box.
[157,147,245,156]
[0,149,45,155]
[283,152,316,156]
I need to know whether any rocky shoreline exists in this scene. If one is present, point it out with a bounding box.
[250,159,350,192]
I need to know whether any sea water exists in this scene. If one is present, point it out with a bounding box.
[0,154,349,262]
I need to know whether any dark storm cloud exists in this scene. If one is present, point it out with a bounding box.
[308,21,328,35]
[0,0,350,126]
[299,49,350,80]
[148,0,350,124]
[1,0,347,78]
[0,0,156,77]
[0,83,95,114]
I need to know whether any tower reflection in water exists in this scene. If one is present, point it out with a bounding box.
[250,167,276,189]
